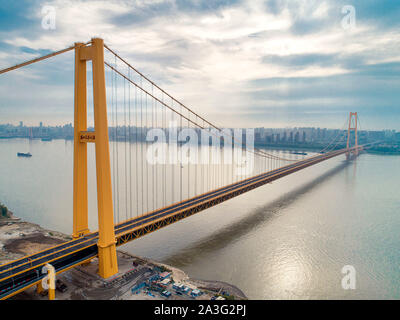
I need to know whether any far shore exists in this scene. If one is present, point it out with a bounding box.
[2,135,398,155]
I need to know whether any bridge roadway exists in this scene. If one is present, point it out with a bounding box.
[0,146,363,299]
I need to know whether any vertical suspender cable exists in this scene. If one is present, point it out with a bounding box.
[180,104,183,202]
[152,84,155,211]
[140,75,144,215]
[115,59,120,224]
[170,98,173,206]
[145,89,149,213]
[128,68,132,220]
[124,73,128,221]
[111,59,115,223]
[135,82,139,217]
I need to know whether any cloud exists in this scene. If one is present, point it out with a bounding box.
[0,0,399,129]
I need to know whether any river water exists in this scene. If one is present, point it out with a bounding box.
[0,138,399,299]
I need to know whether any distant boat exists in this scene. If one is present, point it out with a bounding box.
[41,137,52,141]
[17,152,32,157]
[291,151,307,155]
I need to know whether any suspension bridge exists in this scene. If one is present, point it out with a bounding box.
[0,38,373,300]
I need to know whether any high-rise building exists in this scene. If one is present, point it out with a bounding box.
[295,131,300,143]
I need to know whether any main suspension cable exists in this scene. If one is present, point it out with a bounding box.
[0,41,91,75]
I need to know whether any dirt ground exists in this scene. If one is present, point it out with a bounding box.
[0,218,70,264]
[3,233,64,255]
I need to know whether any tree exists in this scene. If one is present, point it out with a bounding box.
[0,203,9,218]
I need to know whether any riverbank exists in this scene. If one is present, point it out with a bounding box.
[0,212,71,265]
[254,142,400,155]
[0,211,247,300]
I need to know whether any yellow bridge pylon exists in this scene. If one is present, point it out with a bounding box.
[73,38,118,278]
[346,111,359,159]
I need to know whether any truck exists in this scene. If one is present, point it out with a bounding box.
[161,290,171,298]
[56,279,68,293]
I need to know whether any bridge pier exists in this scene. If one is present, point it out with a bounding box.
[36,282,43,294]
[97,243,118,279]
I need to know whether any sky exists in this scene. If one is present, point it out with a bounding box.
[0,0,399,130]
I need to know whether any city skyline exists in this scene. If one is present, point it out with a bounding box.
[2,119,399,132]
